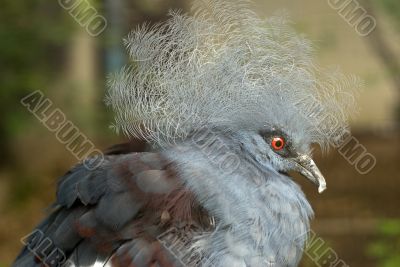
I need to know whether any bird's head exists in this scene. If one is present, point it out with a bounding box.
[238,127,327,193]
[106,0,359,192]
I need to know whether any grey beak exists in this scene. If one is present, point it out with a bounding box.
[293,154,327,193]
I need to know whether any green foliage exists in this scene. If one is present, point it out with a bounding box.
[367,219,400,267]
[0,0,75,163]
[375,0,400,29]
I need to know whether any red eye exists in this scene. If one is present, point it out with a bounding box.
[271,136,285,150]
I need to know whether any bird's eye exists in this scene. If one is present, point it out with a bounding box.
[271,136,285,151]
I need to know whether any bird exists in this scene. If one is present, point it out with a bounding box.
[13,0,359,266]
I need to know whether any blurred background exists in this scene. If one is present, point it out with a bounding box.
[0,0,399,266]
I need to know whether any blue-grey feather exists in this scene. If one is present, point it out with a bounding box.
[94,191,142,231]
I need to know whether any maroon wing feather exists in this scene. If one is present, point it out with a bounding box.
[13,146,197,267]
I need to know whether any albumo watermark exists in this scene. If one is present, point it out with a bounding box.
[21,90,104,170]
[328,0,376,36]
[58,0,107,37]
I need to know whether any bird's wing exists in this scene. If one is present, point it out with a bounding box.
[13,150,195,267]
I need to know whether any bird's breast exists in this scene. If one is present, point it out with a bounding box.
[164,145,314,266]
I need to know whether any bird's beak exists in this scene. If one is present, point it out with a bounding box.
[293,154,327,193]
